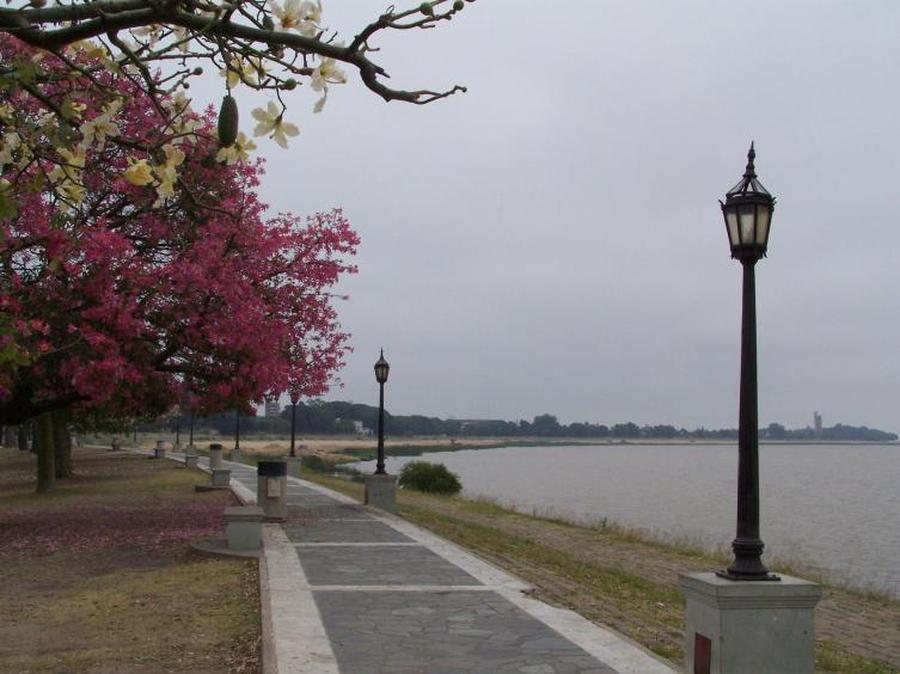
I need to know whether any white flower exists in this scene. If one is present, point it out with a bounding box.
[310,57,345,92]
[219,55,264,89]
[270,0,321,35]
[216,132,257,164]
[251,102,299,148]
[79,99,121,150]
[123,158,154,186]
[0,132,21,169]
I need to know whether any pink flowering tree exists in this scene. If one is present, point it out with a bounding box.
[0,37,358,489]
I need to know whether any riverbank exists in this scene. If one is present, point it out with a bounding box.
[0,447,260,672]
[123,433,898,464]
[303,470,900,673]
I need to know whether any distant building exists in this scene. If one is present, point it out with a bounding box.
[813,411,823,436]
[265,398,281,418]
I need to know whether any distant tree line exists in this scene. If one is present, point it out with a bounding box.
[121,402,898,443]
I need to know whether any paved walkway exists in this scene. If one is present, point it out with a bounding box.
[180,452,675,673]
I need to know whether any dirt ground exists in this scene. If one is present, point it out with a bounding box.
[0,447,260,673]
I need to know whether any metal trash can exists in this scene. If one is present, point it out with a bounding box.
[154,440,167,459]
[257,460,287,521]
[209,443,224,470]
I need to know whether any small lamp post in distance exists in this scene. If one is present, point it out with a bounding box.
[717,142,779,582]
[373,349,390,475]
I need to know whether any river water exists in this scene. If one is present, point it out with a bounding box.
[352,443,900,596]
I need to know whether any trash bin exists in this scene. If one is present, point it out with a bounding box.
[257,460,287,521]
[209,443,224,470]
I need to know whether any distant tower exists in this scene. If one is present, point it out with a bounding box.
[265,397,281,418]
[814,411,823,436]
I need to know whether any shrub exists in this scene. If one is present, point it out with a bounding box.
[398,461,462,496]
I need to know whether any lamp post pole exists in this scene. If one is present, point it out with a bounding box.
[188,413,194,448]
[175,414,181,448]
[373,350,390,475]
[290,399,298,457]
[718,143,778,581]
[234,410,241,452]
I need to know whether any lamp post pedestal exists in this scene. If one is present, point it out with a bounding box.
[680,573,821,674]
[364,474,397,513]
[283,455,302,478]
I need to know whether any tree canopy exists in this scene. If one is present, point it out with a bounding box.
[0,36,358,425]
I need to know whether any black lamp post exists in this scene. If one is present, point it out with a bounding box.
[289,394,298,457]
[175,413,181,447]
[718,143,779,581]
[188,412,194,448]
[234,409,241,452]
[374,350,390,475]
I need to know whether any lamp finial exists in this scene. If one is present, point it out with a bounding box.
[744,141,756,178]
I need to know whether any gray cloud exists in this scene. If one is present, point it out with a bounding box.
[196,1,900,431]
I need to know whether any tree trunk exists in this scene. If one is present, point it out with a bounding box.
[35,412,56,493]
[18,424,30,452]
[53,409,73,479]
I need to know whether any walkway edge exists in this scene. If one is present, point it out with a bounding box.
[262,524,340,674]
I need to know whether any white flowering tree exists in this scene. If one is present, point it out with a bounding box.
[0,0,470,211]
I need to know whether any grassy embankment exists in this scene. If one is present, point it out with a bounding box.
[303,469,900,674]
[0,446,259,673]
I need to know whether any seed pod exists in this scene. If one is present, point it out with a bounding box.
[218,94,239,147]
[419,2,434,16]
[453,0,464,9]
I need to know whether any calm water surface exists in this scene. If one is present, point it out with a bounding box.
[354,443,900,596]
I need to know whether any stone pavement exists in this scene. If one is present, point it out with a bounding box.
[177,451,676,674]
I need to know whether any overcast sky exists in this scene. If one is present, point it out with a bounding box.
[196,1,900,431]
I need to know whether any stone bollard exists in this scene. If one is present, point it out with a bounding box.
[154,440,168,459]
[111,440,121,452]
[208,443,224,470]
[224,506,264,550]
[364,474,398,513]
[679,573,822,674]
[211,468,231,487]
[184,454,199,468]
[284,455,301,478]
[231,446,242,463]
[257,460,287,521]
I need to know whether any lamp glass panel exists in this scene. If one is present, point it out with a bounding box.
[755,206,771,246]
[725,210,739,248]
[738,204,755,245]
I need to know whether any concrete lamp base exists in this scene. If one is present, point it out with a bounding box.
[679,572,822,674]
[364,474,397,513]
[283,456,302,478]
[211,469,231,488]
[224,506,264,551]
[184,455,199,468]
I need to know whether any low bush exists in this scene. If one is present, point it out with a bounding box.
[398,461,462,496]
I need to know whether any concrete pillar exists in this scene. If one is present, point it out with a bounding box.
[257,460,287,521]
[208,443,224,470]
[679,572,822,674]
[211,468,231,487]
[231,447,242,463]
[364,474,397,513]
[284,456,302,478]
[224,506,264,550]
[153,440,168,459]
[184,455,199,468]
